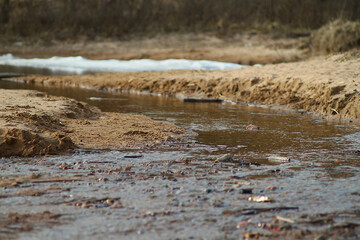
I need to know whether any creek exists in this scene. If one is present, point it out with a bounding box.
[0,64,360,239]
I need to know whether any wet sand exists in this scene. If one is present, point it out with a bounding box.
[1,42,359,157]
[1,42,360,239]
[0,89,190,157]
[14,50,360,122]
[2,148,359,240]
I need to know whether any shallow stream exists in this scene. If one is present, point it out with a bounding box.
[1,75,360,239]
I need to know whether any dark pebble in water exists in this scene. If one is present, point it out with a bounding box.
[204,188,214,194]
[250,162,261,166]
[124,155,143,158]
[344,150,360,155]
[211,200,224,207]
[95,203,111,208]
[242,188,253,194]
[183,98,223,103]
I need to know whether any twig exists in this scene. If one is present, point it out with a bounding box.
[276,215,295,223]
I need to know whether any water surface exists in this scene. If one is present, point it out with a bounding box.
[1,79,360,239]
[1,79,359,166]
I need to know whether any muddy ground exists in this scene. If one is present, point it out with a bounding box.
[1,148,359,240]
[1,33,360,239]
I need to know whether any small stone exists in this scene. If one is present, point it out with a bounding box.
[97,178,108,182]
[29,173,40,179]
[204,188,213,194]
[241,188,253,194]
[211,199,224,207]
[246,124,260,131]
[267,155,290,163]
[248,196,274,202]
[111,201,122,208]
[81,203,91,208]
[105,199,114,205]
[216,153,233,162]
[124,155,143,159]
[124,166,132,171]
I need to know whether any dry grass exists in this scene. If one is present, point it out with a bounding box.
[312,19,360,53]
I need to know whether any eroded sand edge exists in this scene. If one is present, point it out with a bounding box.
[0,90,190,157]
[16,51,360,121]
[1,51,359,157]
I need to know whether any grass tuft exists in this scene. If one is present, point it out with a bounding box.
[312,19,360,53]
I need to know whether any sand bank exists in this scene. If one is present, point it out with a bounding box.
[0,33,304,65]
[0,89,189,157]
[15,51,360,122]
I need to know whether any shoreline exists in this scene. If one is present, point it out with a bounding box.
[0,89,191,157]
[11,50,360,123]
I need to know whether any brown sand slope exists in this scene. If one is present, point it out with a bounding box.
[18,51,360,121]
[0,90,189,157]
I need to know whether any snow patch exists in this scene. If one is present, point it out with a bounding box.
[0,54,244,74]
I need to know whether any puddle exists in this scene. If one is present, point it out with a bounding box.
[1,79,360,239]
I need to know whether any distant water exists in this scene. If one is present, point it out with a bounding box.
[0,54,244,75]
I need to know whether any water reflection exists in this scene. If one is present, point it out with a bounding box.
[1,79,359,169]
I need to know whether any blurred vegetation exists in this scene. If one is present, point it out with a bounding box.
[0,0,360,40]
[312,19,360,53]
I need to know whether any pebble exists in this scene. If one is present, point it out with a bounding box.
[248,196,274,202]
[124,155,143,159]
[241,188,253,194]
[246,124,260,131]
[204,188,214,194]
[216,153,233,162]
[267,155,290,163]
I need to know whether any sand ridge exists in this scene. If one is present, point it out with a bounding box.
[17,51,360,122]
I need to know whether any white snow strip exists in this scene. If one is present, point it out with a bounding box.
[0,54,245,74]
